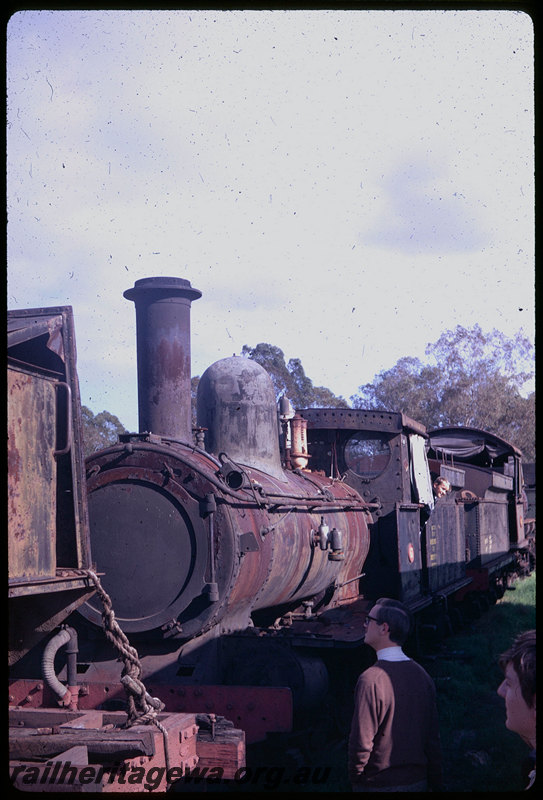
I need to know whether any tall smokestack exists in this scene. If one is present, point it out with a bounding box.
[123,277,202,439]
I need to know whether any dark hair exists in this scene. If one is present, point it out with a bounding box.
[373,597,413,645]
[499,630,536,708]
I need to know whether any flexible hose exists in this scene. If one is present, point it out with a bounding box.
[41,627,72,701]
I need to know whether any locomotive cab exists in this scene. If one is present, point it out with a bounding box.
[298,408,460,612]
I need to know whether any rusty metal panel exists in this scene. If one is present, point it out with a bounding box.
[8,368,57,579]
[300,407,427,437]
[425,500,466,593]
[301,407,403,433]
[7,306,92,579]
[8,306,93,667]
[465,500,511,567]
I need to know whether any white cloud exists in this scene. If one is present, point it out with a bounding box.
[7,9,534,432]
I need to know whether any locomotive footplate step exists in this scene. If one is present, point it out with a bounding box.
[285,597,372,645]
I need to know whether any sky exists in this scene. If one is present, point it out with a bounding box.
[7,8,535,433]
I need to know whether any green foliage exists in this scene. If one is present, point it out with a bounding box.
[81,405,127,457]
[351,325,535,459]
[241,343,349,410]
[195,325,534,459]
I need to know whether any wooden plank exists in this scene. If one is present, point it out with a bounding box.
[9,708,79,727]
[58,711,105,730]
[9,727,156,760]
[196,724,245,780]
[49,745,89,764]
[197,738,245,780]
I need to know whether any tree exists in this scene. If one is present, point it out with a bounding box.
[241,343,293,400]
[351,325,535,460]
[241,343,349,410]
[352,356,443,425]
[81,406,127,457]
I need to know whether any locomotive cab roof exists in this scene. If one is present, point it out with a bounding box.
[299,407,428,437]
[427,426,523,467]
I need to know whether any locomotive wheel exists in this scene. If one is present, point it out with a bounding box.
[221,637,329,713]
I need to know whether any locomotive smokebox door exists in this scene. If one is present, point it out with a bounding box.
[80,446,218,636]
[85,480,207,632]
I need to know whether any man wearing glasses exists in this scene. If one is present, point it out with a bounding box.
[348,598,443,792]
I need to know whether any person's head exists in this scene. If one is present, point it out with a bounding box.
[433,477,451,498]
[497,630,536,748]
[363,597,413,651]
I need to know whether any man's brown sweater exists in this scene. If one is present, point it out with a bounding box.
[348,659,443,790]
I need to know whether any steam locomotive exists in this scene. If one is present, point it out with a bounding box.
[9,277,535,762]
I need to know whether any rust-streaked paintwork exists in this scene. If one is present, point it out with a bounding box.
[80,435,371,642]
[123,277,201,440]
[8,306,93,665]
[8,368,58,579]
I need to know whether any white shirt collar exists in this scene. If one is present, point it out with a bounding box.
[376,645,411,662]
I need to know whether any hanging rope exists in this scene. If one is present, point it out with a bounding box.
[82,570,170,770]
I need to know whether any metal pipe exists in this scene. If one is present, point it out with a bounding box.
[124,277,201,440]
[63,626,79,689]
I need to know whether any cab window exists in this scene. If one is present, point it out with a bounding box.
[344,433,391,479]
